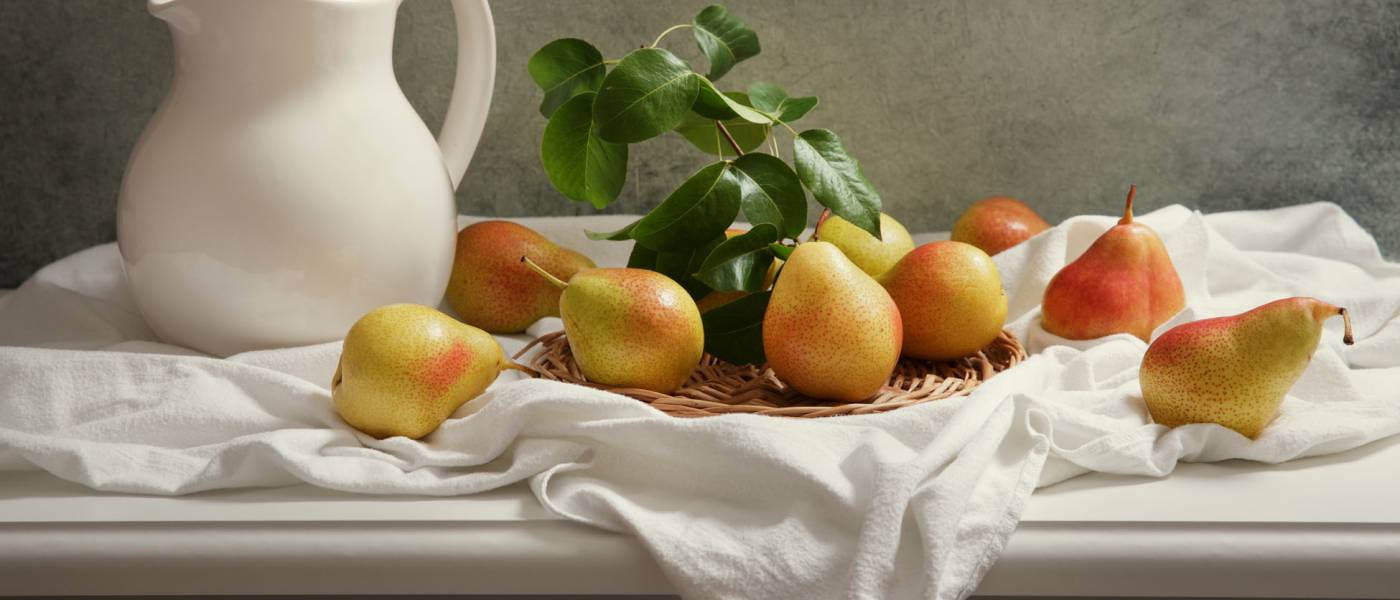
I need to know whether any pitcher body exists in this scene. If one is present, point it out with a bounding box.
[118,0,495,356]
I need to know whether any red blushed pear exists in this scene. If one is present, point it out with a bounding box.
[332,304,534,439]
[763,241,903,401]
[879,241,1007,361]
[446,221,596,333]
[522,258,703,393]
[1141,297,1354,438]
[1041,186,1185,341]
[951,196,1051,256]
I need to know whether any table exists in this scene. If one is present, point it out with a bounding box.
[4,434,1398,598]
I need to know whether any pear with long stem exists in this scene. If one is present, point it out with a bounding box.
[1141,297,1355,438]
[446,221,596,334]
[521,256,704,393]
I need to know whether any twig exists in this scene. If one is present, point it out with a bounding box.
[715,120,745,157]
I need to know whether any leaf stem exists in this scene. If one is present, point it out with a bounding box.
[650,23,693,48]
[715,120,745,156]
[777,120,800,136]
[603,59,620,65]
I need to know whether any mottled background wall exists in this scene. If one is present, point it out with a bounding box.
[2,0,1398,287]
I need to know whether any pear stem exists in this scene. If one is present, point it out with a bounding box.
[501,360,540,377]
[1120,184,1136,225]
[809,208,832,242]
[520,256,569,290]
[1339,307,1355,345]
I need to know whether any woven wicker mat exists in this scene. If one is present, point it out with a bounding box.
[515,330,1027,418]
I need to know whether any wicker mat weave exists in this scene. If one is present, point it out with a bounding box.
[515,330,1027,418]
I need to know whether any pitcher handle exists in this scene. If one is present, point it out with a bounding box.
[438,0,496,190]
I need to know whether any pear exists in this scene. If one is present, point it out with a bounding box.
[814,210,915,278]
[1141,297,1354,438]
[446,221,595,333]
[951,196,1051,255]
[1041,186,1185,341]
[695,228,783,313]
[879,241,1007,360]
[522,258,703,393]
[332,304,529,439]
[764,241,903,401]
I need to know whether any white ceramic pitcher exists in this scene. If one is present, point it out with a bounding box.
[117,0,494,356]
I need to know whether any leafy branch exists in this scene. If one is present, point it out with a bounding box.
[529,4,884,364]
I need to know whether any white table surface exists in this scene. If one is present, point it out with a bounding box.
[3,285,1399,598]
[5,433,1399,597]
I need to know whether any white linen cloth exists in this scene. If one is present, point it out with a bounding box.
[2,204,1398,599]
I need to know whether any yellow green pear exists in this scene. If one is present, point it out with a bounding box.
[1140,297,1355,438]
[763,241,903,401]
[332,304,529,439]
[446,220,595,333]
[879,241,1007,360]
[814,210,915,277]
[523,258,703,393]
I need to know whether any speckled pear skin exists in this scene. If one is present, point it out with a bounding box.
[696,228,782,313]
[560,268,704,393]
[951,196,1051,256]
[1140,297,1353,439]
[1041,187,1185,341]
[332,304,507,439]
[764,241,903,401]
[879,241,1008,360]
[814,212,915,278]
[446,221,595,333]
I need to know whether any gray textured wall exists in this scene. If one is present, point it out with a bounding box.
[2,0,1398,287]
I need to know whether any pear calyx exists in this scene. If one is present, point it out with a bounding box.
[1120,185,1136,225]
[521,256,570,290]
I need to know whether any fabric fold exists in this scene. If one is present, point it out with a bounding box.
[2,206,1398,599]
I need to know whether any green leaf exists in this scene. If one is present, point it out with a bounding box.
[694,224,779,293]
[793,129,882,239]
[541,92,628,209]
[701,291,771,365]
[630,162,743,251]
[655,236,723,299]
[692,5,760,81]
[768,243,794,261]
[731,153,807,239]
[627,243,658,269]
[528,38,606,118]
[747,82,785,113]
[692,78,771,124]
[631,240,717,299]
[777,97,818,122]
[585,219,638,241]
[593,48,700,144]
[747,82,818,123]
[675,91,767,158]
[675,112,769,158]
